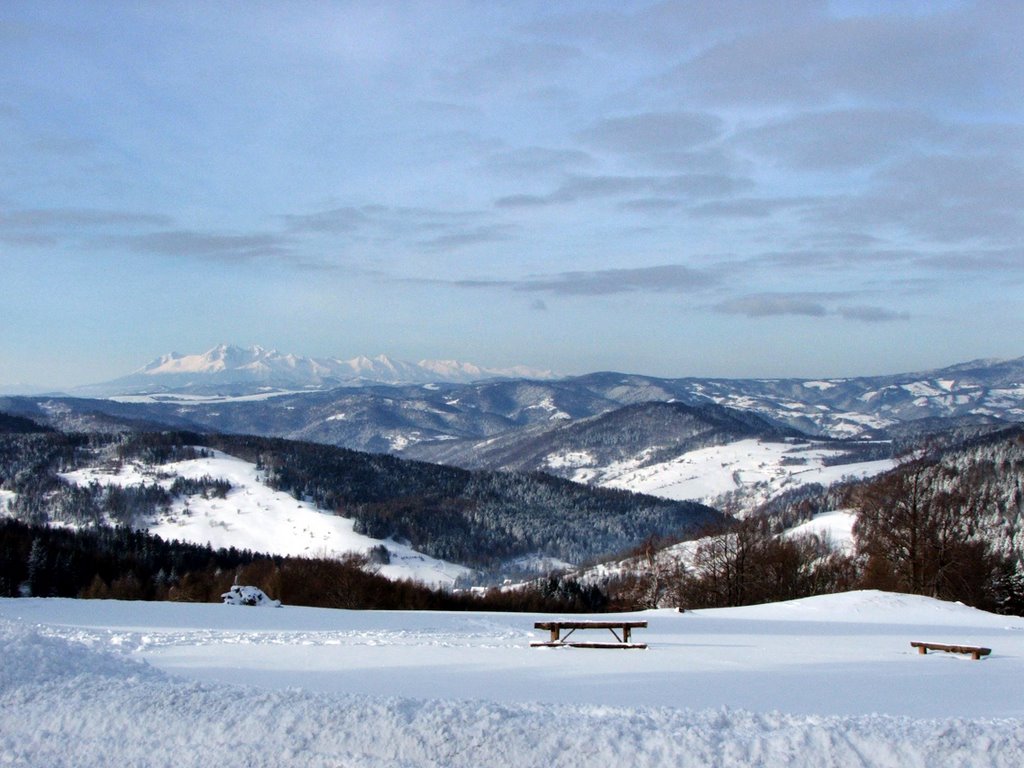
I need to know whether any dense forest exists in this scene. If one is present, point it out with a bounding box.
[0,517,607,612]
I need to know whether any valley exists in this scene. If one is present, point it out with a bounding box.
[7,352,1023,527]
[2,351,1023,605]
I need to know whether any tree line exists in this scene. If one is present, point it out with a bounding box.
[0,517,607,612]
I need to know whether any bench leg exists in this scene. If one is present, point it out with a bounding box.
[917,646,927,655]
[550,628,560,643]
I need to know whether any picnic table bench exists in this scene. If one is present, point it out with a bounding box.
[910,641,991,660]
[531,620,648,649]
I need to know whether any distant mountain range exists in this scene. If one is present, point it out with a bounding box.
[2,351,1022,515]
[71,344,558,397]
[4,352,1022,446]
[40,346,1024,440]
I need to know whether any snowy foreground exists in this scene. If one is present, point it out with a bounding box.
[2,591,1024,767]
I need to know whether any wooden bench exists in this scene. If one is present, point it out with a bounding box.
[910,641,991,660]
[531,620,648,649]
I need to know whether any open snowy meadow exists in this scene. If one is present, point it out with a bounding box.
[59,451,472,588]
[2,590,1023,766]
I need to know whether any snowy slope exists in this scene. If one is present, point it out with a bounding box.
[578,510,860,586]
[60,451,471,587]
[782,509,857,552]
[402,400,896,515]
[571,438,895,513]
[2,592,1023,766]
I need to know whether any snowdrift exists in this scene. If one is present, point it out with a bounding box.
[2,591,1023,766]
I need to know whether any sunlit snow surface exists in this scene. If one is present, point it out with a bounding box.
[60,451,470,587]
[783,509,857,552]
[2,592,1023,767]
[569,438,895,511]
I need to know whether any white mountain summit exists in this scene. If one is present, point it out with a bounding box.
[77,344,557,397]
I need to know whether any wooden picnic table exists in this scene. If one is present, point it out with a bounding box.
[531,620,648,649]
[910,641,991,660]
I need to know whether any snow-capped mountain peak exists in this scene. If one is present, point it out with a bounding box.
[140,344,270,375]
[79,345,559,397]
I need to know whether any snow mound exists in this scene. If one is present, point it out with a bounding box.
[698,589,1014,627]
[221,586,280,607]
[0,619,158,689]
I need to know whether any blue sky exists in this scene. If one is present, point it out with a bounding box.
[2,1,1022,389]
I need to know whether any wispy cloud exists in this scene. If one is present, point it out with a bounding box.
[811,154,1024,245]
[284,204,487,237]
[689,197,811,219]
[0,232,57,247]
[281,204,510,255]
[837,305,910,322]
[716,293,911,322]
[418,224,514,252]
[918,248,1024,272]
[715,294,829,318]
[743,247,919,271]
[123,231,291,262]
[0,207,173,249]
[0,208,172,228]
[734,108,949,170]
[453,264,720,296]
[664,11,1000,108]
[280,207,370,234]
[483,146,594,177]
[3,2,1021,384]
[578,112,723,154]
[496,172,747,208]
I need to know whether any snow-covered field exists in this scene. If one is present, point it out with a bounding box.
[570,438,895,512]
[2,591,1023,766]
[60,451,471,586]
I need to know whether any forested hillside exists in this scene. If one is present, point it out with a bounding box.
[753,425,1024,561]
[198,433,725,570]
[0,422,726,574]
[603,426,1024,614]
[403,400,803,471]
[853,426,1024,603]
